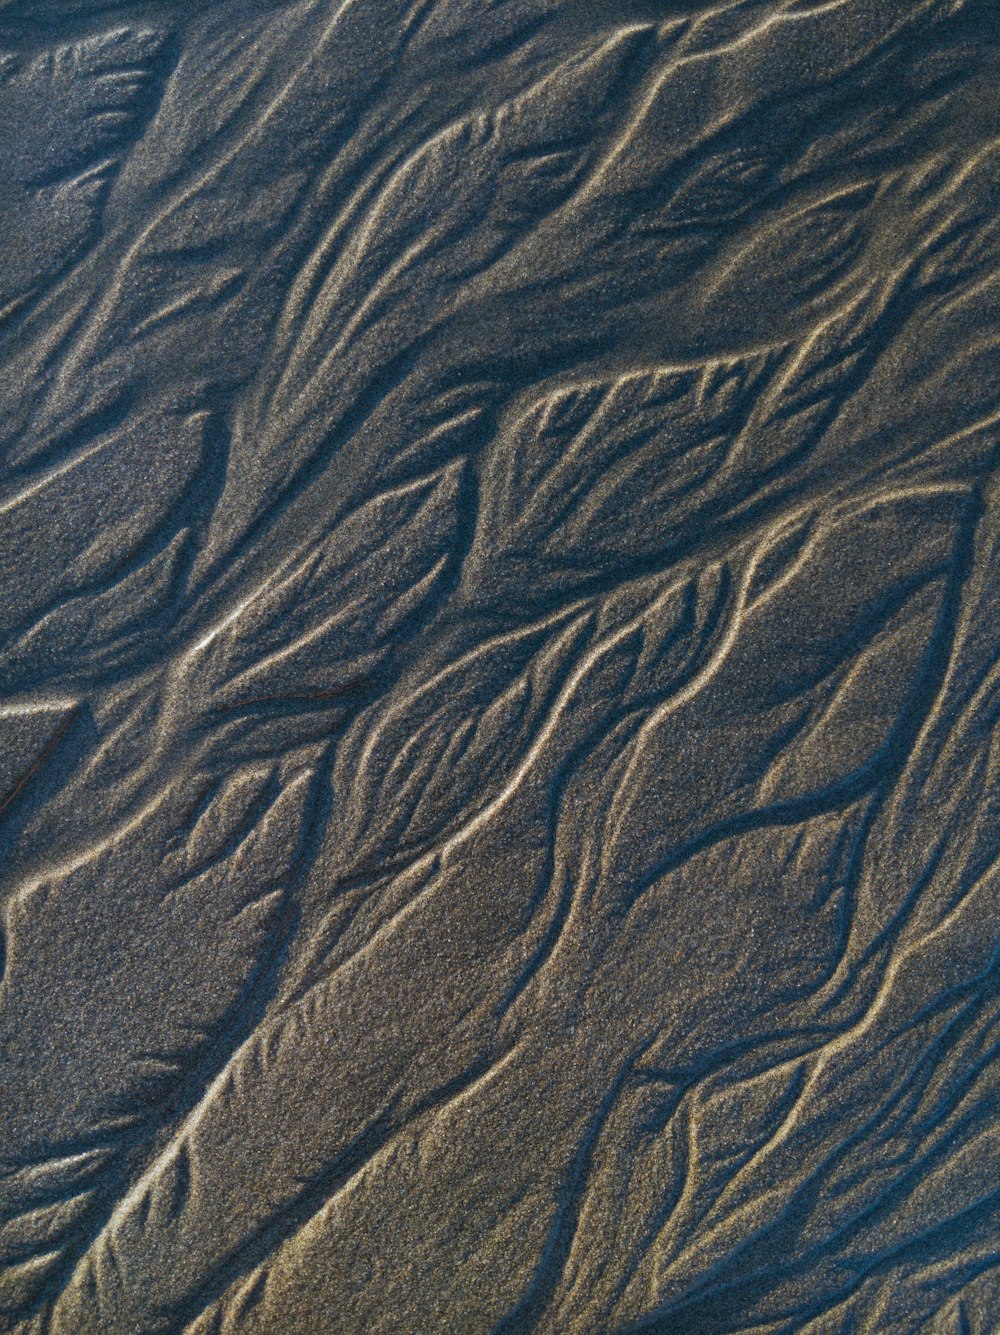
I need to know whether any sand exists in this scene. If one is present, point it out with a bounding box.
[1,1,999,1331]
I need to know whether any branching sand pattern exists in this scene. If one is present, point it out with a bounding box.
[1,1,1000,1331]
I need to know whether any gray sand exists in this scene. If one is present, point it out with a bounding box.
[1,1,1000,1331]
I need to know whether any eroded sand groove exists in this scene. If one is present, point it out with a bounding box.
[1,1,1000,1331]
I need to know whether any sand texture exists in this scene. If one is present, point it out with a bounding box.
[1,1,1000,1331]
